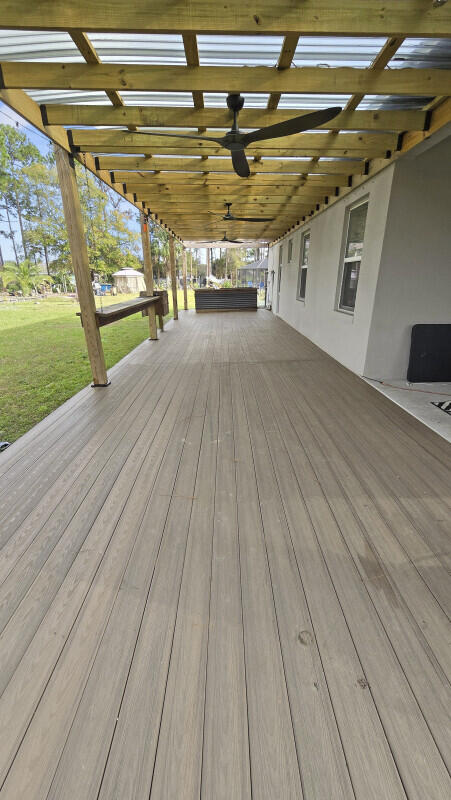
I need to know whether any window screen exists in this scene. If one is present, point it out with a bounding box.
[338,202,368,312]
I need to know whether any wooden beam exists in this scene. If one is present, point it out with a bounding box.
[140,211,157,340]
[128,187,331,199]
[42,104,427,132]
[69,31,124,108]
[111,173,346,188]
[78,146,390,160]
[345,36,406,113]
[182,248,188,310]
[96,156,365,175]
[168,237,178,321]
[182,32,204,113]
[133,197,328,210]
[134,199,327,211]
[3,63,450,96]
[54,145,108,386]
[69,130,398,152]
[401,96,451,152]
[267,33,299,111]
[1,1,450,36]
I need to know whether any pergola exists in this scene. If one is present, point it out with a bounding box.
[2,7,451,799]
[0,0,451,383]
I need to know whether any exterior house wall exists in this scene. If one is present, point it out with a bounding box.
[267,130,451,379]
[268,165,394,374]
[364,134,451,380]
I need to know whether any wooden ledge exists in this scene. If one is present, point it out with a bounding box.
[77,295,159,327]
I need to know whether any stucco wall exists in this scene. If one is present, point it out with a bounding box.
[364,134,451,380]
[268,165,394,374]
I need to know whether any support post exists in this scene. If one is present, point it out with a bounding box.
[54,145,109,387]
[182,247,188,311]
[140,211,158,340]
[169,236,178,320]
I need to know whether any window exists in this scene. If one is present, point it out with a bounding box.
[338,200,368,312]
[287,239,293,262]
[277,245,283,299]
[297,231,310,301]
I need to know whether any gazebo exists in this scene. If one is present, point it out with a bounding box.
[112,267,146,294]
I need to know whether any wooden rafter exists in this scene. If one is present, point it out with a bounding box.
[1,3,450,245]
[68,31,124,107]
[306,37,406,187]
[267,34,299,111]
[182,33,204,111]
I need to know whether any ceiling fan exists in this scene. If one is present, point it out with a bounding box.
[196,231,246,244]
[127,95,342,178]
[209,201,274,223]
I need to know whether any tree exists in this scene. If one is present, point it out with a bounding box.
[149,220,169,284]
[1,258,51,295]
[0,125,43,260]
[0,126,7,194]
[0,122,165,288]
[22,160,63,271]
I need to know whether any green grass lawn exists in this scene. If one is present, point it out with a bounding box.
[0,289,195,443]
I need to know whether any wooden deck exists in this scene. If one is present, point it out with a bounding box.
[0,310,450,800]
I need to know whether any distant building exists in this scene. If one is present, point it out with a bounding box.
[237,256,268,287]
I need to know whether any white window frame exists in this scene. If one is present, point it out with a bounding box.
[336,198,368,314]
[297,230,310,302]
[277,244,283,301]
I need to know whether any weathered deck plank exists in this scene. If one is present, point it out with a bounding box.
[0,311,449,800]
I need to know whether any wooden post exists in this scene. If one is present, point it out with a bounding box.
[169,236,178,320]
[54,145,109,387]
[140,212,158,340]
[182,247,188,310]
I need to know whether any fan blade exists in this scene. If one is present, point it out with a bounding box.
[231,148,250,178]
[232,216,275,222]
[241,106,342,145]
[130,130,224,144]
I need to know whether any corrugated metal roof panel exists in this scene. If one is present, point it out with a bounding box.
[0,31,82,61]
[293,37,387,68]
[89,33,186,64]
[197,35,283,66]
[1,31,450,113]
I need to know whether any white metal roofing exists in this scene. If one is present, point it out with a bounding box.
[112,268,144,277]
[0,30,450,110]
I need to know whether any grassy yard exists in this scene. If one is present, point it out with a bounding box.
[0,289,195,443]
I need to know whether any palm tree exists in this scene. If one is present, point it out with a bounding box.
[1,258,51,295]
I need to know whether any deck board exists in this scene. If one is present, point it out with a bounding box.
[0,310,450,800]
